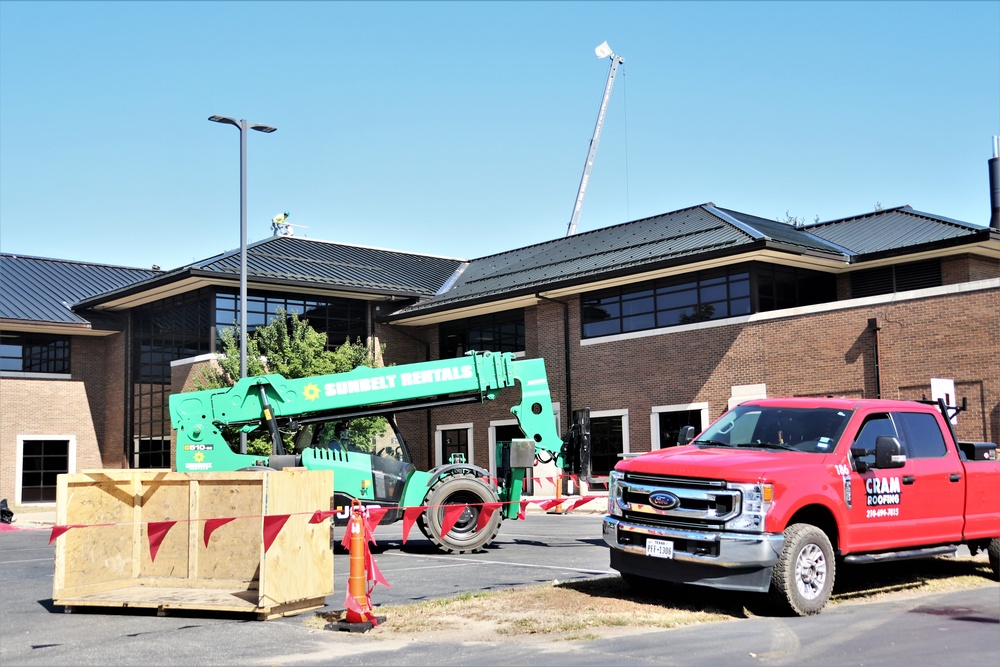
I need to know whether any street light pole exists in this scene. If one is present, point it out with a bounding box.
[208,115,276,454]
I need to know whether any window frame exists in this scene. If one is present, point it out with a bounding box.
[16,435,76,505]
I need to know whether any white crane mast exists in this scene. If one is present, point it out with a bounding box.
[565,41,624,237]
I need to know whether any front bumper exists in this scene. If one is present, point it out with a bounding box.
[603,516,785,592]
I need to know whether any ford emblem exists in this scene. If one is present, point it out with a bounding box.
[649,491,680,510]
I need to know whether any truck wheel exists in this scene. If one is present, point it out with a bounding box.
[988,538,1000,581]
[769,523,835,616]
[418,474,502,554]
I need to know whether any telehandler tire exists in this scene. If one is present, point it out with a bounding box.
[418,474,502,554]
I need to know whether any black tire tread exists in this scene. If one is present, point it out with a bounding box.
[987,538,1000,581]
[768,523,835,616]
[417,474,501,554]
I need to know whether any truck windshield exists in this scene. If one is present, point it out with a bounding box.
[695,406,853,453]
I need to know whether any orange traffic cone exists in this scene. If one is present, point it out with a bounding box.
[344,503,372,624]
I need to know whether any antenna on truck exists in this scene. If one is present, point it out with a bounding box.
[565,41,624,237]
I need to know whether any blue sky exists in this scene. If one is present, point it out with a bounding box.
[1,1,998,271]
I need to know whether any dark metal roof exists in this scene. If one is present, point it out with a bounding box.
[78,235,465,308]
[0,254,159,326]
[387,204,850,318]
[192,236,462,294]
[802,206,984,256]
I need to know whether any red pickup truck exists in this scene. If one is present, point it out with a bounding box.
[603,397,1000,615]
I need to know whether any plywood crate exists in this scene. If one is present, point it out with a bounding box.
[52,469,333,620]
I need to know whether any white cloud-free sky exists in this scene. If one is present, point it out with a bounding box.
[1,1,998,271]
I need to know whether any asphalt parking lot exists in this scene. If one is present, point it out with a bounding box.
[2,511,998,667]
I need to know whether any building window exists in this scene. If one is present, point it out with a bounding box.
[588,411,629,480]
[582,268,752,338]
[850,259,942,299]
[1,332,70,374]
[582,263,836,339]
[18,437,71,504]
[133,437,172,469]
[653,404,709,449]
[130,288,369,470]
[132,289,215,469]
[436,424,474,467]
[214,291,367,349]
[439,310,525,358]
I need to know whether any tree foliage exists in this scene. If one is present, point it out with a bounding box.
[197,308,387,456]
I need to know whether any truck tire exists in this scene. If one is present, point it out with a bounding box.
[418,474,502,554]
[988,538,1000,581]
[769,523,835,616]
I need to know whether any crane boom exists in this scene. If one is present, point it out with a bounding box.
[566,44,624,237]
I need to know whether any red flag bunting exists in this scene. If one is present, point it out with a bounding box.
[147,520,177,562]
[344,591,379,627]
[308,510,336,524]
[364,507,390,543]
[365,548,392,589]
[262,514,291,553]
[203,517,236,547]
[48,524,75,545]
[517,499,530,520]
[439,504,467,537]
[566,495,599,512]
[401,506,424,544]
[536,498,565,511]
[475,502,503,531]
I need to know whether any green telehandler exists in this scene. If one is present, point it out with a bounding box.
[169,351,590,553]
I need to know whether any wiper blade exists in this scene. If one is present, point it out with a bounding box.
[735,442,797,451]
[693,439,731,447]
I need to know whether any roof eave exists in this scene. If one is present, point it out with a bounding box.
[382,241,849,325]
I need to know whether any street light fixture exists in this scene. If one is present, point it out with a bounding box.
[208,115,276,454]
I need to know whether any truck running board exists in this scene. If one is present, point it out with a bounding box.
[843,544,957,565]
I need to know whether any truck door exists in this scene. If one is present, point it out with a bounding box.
[892,410,965,545]
[844,413,915,551]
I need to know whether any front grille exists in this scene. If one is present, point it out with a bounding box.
[620,471,740,528]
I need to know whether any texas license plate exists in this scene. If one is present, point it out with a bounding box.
[646,538,674,559]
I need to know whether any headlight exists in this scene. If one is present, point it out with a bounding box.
[607,470,624,516]
[724,482,773,532]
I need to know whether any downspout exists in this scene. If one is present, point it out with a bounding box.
[868,317,881,399]
[535,294,572,424]
[125,310,135,469]
[382,318,433,464]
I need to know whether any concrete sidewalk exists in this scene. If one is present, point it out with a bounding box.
[4,508,56,527]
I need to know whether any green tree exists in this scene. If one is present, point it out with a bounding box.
[197,308,387,456]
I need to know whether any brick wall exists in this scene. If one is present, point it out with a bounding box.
[569,284,998,452]
[0,333,121,504]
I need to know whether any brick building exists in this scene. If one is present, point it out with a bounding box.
[2,201,998,507]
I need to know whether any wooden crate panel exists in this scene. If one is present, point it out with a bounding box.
[52,469,333,619]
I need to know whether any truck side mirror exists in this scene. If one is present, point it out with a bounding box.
[677,426,696,446]
[874,435,906,469]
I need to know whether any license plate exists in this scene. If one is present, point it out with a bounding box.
[646,538,674,559]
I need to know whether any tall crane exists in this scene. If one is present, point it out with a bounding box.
[565,41,624,237]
